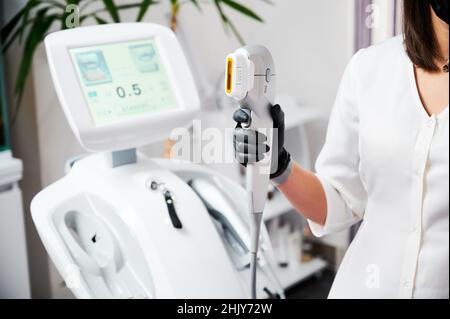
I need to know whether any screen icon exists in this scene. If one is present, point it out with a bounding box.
[129,44,159,73]
[75,51,112,86]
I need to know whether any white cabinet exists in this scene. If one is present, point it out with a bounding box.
[0,151,31,298]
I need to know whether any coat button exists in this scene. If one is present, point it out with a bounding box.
[427,118,436,128]
[402,280,411,288]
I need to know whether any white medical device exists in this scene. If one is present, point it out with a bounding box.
[45,23,198,151]
[225,46,276,299]
[31,23,283,299]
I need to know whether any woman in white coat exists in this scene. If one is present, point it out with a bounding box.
[233,0,449,298]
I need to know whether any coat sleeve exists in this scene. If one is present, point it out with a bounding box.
[308,49,368,237]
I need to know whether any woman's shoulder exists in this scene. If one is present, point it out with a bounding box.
[350,35,407,80]
[354,35,405,64]
[363,35,404,54]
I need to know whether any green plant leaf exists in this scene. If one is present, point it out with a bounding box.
[79,0,101,14]
[102,0,121,22]
[43,0,67,8]
[189,0,202,12]
[81,3,147,23]
[1,0,64,47]
[2,13,62,54]
[18,2,36,43]
[14,8,52,95]
[64,0,82,5]
[12,8,57,123]
[213,0,229,23]
[213,0,245,45]
[136,0,156,22]
[1,0,41,45]
[93,15,108,24]
[220,0,263,22]
[225,19,245,45]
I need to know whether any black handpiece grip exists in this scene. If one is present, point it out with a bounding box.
[164,190,182,229]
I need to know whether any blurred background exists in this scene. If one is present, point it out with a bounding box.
[0,0,402,299]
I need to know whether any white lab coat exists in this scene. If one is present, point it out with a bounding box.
[309,36,449,299]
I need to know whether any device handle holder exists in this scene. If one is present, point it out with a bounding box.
[58,210,128,298]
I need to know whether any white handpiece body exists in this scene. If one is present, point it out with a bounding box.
[226,46,276,214]
[225,45,276,298]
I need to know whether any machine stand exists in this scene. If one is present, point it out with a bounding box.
[110,148,137,168]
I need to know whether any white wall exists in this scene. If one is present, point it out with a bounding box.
[6,0,355,298]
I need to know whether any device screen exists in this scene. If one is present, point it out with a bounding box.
[70,39,177,125]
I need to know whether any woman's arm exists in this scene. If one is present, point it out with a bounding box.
[234,51,367,236]
[234,106,327,226]
[277,163,327,225]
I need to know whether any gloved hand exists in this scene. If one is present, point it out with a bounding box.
[233,104,292,183]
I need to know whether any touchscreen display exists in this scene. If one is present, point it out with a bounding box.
[70,39,177,125]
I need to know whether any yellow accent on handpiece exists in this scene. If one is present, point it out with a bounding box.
[226,57,233,94]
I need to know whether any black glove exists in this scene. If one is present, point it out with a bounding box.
[233,104,291,180]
